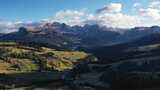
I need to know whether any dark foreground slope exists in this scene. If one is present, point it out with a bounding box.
[88,33,160,63]
[71,33,160,90]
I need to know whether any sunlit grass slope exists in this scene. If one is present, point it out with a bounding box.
[0,42,88,73]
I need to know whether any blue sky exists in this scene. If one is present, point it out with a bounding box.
[0,0,160,30]
[0,0,148,21]
[0,0,106,21]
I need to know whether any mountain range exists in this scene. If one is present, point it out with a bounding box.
[1,22,160,50]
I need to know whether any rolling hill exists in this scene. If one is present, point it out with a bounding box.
[0,42,91,73]
[0,41,98,89]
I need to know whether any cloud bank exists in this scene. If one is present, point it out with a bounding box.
[0,21,19,33]
[50,1,160,28]
[50,3,142,28]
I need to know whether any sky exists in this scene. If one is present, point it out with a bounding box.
[0,0,136,21]
[0,0,160,33]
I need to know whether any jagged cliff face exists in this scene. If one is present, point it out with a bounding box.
[0,23,75,50]
[0,23,121,50]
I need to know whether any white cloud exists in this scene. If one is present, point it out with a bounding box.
[133,2,141,8]
[48,3,142,28]
[51,10,88,26]
[0,21,19,33]
[95,13,141,28]
[139,8,160,21]
[55,10,85,19]
[135,0,160,26]
[96,3,122,13]
[89,3,142,28]
[149,1,160,9]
